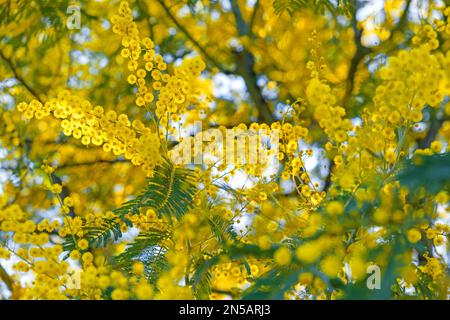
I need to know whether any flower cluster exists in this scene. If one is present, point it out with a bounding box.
[111,0,211,129]
[3,0,450,301]
[17,91,162,177]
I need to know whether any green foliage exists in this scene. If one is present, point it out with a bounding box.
[62,217,131,256]
[62,160,197,254]
[273,0,354,16]
[207,215,238,245]
[343,238,405,300]
[192,243,280,299]
[113,229,171,284]
[189,218,239,299]
[113,159,198,222]
[192,268,213,299]
[242,268,303,299]
[398,152,450,194]
[85,218,132,248]
[0,0,70,50]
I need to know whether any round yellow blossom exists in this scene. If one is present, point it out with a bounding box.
[258,235,271,250]
[301,185,312,197]
[258,192,268,201]
[295,242,321,264]
[63,197,74,207]
[320,255,342,278]
[298,272,314,286]
[274,247,292,266]
[132,261,145,275]
[127,74,137,84]
[433,235,444,246]
[430,140,442,153]
[435,191,448,204]
[373,208,389,225]
[77,239,89,250]
[406,228,422,244]
[69,250,81,260]
[82,252,94,263]
[135,282,154,300]
[326,201,344,216]
[349,257,367,281]
[0,247,11,259]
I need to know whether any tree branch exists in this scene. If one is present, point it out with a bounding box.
[155,0,233,74]
[230,0,274,123]
[49,173,76,218]
[322,161,334,192]
[0,264,13,293]
[0,50,44,103]
[344,0,412,106]
[343,5,371,107]
[417,108,447,149]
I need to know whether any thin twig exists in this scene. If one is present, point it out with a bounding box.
[230,0,274,123]
[0,50,43,103]
[343,4,371,106]
[156,0,232,73]
[0,264,13,293]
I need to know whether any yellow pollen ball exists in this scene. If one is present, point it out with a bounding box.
[407,228,422,244]
[274,247,292,266]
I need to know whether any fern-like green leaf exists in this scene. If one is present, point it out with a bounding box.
[242,268,302,300]
[114,159,197,222]
[83,217,131,248]
[193,268,213,299]
[113,229,170,283]
[62,160,196,254]
[62,217,131,255]
[192,243,280,298]
[208,215,237,245]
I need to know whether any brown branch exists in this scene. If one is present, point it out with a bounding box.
[80,8,100,21]
[343,5,371,107]
[230,0,274,123]
[322,161,334,192]
[230,0,250,35]
[0,50,44,103]
[155,0,233,74]
[50,173,76,218]
[344,0,412,106]
[0,264,13,293]
[417,109,447,149]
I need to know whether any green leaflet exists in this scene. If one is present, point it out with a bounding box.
[190,216,237,299]
[192,243,280,299]
[114,159,198,222]
[207,215,238,245]
[113,229,171,284]
[192,268,213,300]
[62,160,197,254]
[0,0,73,50]
[242,268,303,300]
[85,217,131,248]
[62,217,130,256]
[397,152,450,194]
